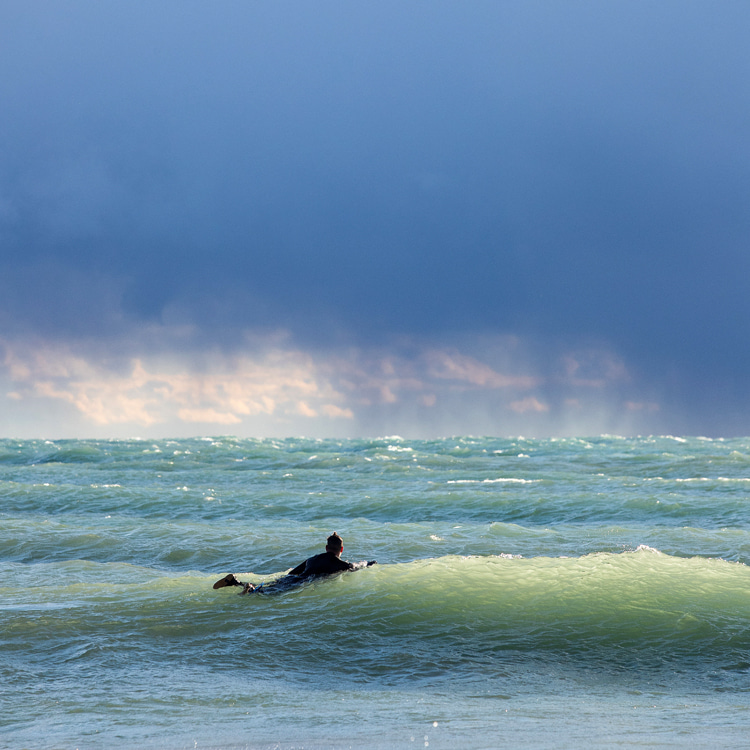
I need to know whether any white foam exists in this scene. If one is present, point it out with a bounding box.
[447,477,541,485]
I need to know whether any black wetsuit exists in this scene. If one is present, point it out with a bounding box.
[287,551,355,579]
[214,551,372,594]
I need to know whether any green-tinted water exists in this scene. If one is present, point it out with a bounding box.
[3,436,750,748]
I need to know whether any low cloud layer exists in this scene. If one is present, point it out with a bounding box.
[1,329,657,438]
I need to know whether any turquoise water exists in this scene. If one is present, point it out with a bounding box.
[2,436,750,748]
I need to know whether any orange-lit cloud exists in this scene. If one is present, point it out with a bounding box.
[509,396,550,414]
[2,342,350,427]
[0,333,659,436]
[425,349,540,389]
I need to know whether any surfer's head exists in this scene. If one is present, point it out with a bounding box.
[326,532,343,556]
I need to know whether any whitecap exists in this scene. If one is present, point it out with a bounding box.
[446,478,541,484]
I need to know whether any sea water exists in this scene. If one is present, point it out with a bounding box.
[2,435,750,749]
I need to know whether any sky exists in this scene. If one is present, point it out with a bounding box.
[1,1,749,439]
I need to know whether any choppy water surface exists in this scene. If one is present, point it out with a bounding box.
[2,436,750,748]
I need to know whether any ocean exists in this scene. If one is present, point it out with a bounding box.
[2,435,750,749]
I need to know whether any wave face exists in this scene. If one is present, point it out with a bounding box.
[3,436,750,748]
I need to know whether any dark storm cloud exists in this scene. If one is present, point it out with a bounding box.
[1,1,749,435]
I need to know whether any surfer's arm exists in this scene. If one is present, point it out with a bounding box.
[350,560,377,571]
[288,561,307,576]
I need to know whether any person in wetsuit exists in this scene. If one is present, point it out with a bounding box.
[213,532,375,592]
[286,532,359,578]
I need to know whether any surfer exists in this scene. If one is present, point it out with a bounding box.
[213,532,376,593]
